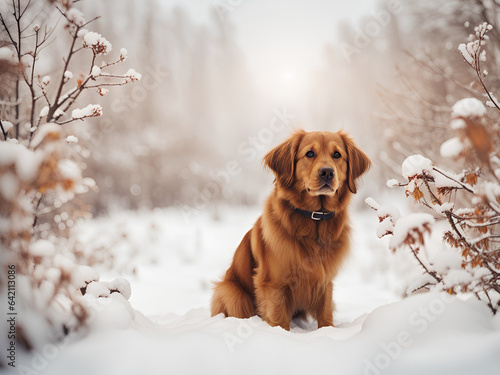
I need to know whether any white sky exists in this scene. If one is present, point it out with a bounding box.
[160,0,377,101]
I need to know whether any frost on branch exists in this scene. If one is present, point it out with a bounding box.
[458,22,492,69]
[83,31,112,55]
[71,104,103,120]
[125,68,142,82]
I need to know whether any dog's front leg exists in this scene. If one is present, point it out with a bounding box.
[257,285,292,330]
[314,281,334,328]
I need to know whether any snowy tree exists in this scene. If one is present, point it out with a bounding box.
[368,22,500,313]
[375,0,500,180]
[0,0,140,350]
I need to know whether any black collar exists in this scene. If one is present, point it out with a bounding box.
[294,208,335,221]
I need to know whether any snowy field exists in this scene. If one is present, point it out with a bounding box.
[14,206,500,375]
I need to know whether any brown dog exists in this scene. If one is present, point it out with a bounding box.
[210,130,371,330]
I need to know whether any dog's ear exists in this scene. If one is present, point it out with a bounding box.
[263,130,305,188]
[340,131,371,194]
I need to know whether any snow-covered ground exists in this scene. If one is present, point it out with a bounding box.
[14,206,500,374]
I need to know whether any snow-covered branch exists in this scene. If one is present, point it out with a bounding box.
[370,33,500,311]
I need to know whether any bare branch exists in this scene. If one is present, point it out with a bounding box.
[409,245,442,284]
[0,120,8,140]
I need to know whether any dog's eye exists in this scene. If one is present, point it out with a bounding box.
[333,151,341,159]
[306,150,315,158]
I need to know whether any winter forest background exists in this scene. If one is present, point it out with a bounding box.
[1,0,500,374]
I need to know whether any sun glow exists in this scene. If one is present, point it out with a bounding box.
[281,69,295,83]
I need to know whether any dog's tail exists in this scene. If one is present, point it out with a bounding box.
[210,280,256,318]
[211,229,257,318]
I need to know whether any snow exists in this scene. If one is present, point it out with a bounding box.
[432,168,464,189]
[54,108,65,118]
[389,213,434,249]
[66,8,85,27]
[434,202,454,215]
[83,32,101,47]
[30,123,61,148]
[30,239,56,257]
[86,278,131,300]
[485,92,500,108]
[1,120,13,133]
[443,269,474,287]
[364,197,380,210]
[66,135,78,143]
[458,43,474,65]
[485,182,500,212]
[64,71,73,80]
[20,292,500,375]
[58,159,81,181]
[41,75,51,85]
[91,65,101,77]
[0,47,17,62]
[11,207,500,374]
[83,32,112,55]
[401,155,433,179]
[97,87,109,96]
[440,137,463,158]
[377,217,394,238]
[77,28,88,38]
[71,265,100,289]
[406,274,436,294]
[39,105,49,118]
[450,118,466,129]
[0,142,42,182]
[452,98,486,118]
[120,48,128,60]
[125,68,142,82]
[72,104,103,119]
[479,50,487,62]
[431,248,462,274]
[386,179,400,188]
[0,173,18,200]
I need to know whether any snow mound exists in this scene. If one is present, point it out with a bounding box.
[26,293,500,375]
[452,98,486,118]
[402,155,433,179]
[440,137,463,158]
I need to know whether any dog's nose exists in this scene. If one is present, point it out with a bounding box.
[318,167,334,182]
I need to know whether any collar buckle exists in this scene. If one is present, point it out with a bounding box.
[294,207,335,221]
[311,211,324,220]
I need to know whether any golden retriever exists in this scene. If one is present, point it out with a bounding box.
[210,130,371,330]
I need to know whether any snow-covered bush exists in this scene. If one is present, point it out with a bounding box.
[368,22,500,314]
[0,0,140,349]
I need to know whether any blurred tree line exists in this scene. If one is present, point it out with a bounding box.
[17,0,497,215]
[77,0,265,213]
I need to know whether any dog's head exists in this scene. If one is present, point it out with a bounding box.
[264,130,371,198]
